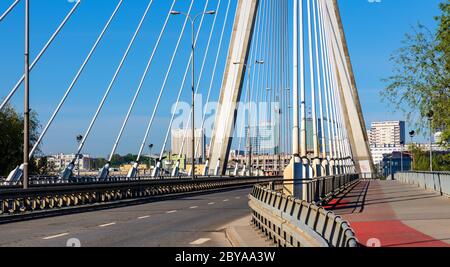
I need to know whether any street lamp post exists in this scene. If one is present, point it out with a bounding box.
[427,111,434,172]
[76,135,83,177]
[390,154,393,179]
[233,60,264,176]
[148,144,154,175]
[23,0,30,189]
[409,130,416,170]
[409,130,416,144]
[400,141,404,172]
[171,10,216,180]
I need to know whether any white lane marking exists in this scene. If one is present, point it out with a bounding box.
[223,199,229,202]
[190,206,199,209]
[42,233,69,240]
[138,215,151,220]
[235,197,241,200]
[190,238,211,245]
[98,222,116,228]
[208,202,215,205]
[166,210,177,214]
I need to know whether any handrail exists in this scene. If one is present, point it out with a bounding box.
[0,175,283,188]
[267,174,359,205]
[400,171,450,175]
[0,176,281,217]
[249,175,360,247]
[395,172,450,197]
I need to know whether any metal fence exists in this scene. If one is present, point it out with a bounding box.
[269,174,359,205]
[0,176,281,219]
[0,174,271,188]
[395,172,450,197]
[249,175,360,247]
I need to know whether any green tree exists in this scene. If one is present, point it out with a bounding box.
[382,1,450,144]
[409,144,450,171]
[0,104,41,176]
[34,156,56,175]
[92,158,108,170]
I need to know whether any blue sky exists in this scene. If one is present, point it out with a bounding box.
[0,0,443,157]
[339,0,441,130]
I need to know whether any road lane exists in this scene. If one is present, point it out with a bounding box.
[0,188,253,247]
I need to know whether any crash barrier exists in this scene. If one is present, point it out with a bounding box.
[0,175,265,187]
[271,174,360,205]
[249,175,360,247]
[0,176,280,217]
[395,172,450,197]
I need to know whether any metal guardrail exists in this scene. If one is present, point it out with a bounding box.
[0,175,260,188]
[395,172,450,197]
[0,176,281,218]
[249,175,360,247]
[271,174,360,205]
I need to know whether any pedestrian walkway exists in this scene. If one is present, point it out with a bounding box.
[326,180,450,247]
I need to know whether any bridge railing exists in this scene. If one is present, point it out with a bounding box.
[395,172,450,197]
[0,175,272,188]
[0,176,282,220]
[268,174,359,205]
[249,174,360,247]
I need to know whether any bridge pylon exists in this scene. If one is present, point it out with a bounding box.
[208,0,260,175]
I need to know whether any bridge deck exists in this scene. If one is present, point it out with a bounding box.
[326,180,450,247]
[0,188,255,247]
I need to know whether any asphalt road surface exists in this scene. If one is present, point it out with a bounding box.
[0,188,253,247]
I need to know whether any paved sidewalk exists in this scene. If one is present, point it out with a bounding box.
[326,180,450,247]
[222,216,274,247]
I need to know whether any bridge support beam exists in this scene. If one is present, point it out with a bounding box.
[202,160,209,176]
[208,0,260,175]
[172,161,180,177]
[323,0,375,175]
[98,163,110,180]
[283,156,310,201]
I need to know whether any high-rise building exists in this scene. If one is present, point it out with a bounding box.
[368,121,406,165]
[47,153,92,171]
[171,129,205,161]
[245,118,322,155]
[246,121,279,155]
[369,121,406,146]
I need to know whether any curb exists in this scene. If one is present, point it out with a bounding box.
[225,226,248,247]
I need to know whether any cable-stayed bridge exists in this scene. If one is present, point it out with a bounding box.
[0,0,449,248]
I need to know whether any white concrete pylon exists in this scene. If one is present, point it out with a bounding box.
[172,161,180,177]
[208,0,260,175]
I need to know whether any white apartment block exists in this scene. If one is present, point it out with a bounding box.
[47,153,92,171]
[368,121,406,165]
[246,121,280,154]
[369,121,406,146]
[171,129,206,160]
